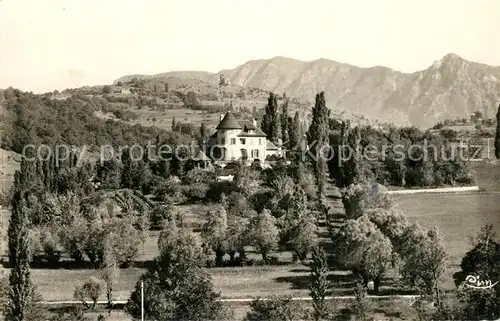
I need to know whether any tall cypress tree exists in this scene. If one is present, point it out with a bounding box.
[289,111,301,151]
[13,159,36,195]
[307,92,330,198]
[307,92,330,146]
[495,104,500,159]
[261,93,280,143]
[6,191,36,321]
[344,125,364,186]
[281,96,290,149]
[328,120,350,187]
[272,108,282,145]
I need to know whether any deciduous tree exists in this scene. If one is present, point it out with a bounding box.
[333,215,393,293]
[245,296,307,321]
[73,277,104,310]
[248,209,279,264]
[126,232,230,321]
[201,206,228,266]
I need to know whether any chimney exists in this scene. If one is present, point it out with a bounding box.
[253,118,257,127]
[220,114,224,122]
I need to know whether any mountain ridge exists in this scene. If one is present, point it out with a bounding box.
[115,53,500,127]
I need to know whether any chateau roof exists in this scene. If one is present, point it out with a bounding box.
[216,112,243,130]
[214,112,267,137]
[266,140,278,150]
[237,120,266,137]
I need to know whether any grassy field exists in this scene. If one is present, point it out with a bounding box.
[1,158,499,320]
[27,187,499,303]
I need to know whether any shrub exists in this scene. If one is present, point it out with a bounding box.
[249,190,273,214]
[342,182,393,219]
[455,172,475,185]
[49,306,93,321]
[185,183,210,201]
[0,189,11,207]
[297,167,317,199]
[154,179,187,204]
[245,296,308,321]
[226,192,253,217]
[183,167,215,185]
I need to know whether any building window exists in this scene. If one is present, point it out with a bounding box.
[241,149,248,159]
[240,138,246,145]
[220,138,225,145]
[252,149,259,158]
[259,138,262,145]
[231,138,236,145]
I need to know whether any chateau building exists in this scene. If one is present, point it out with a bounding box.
[209,111,279,162]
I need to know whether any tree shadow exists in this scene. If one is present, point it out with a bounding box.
[1,258,155,270]
[275,273,417,296]
[2,260,97,270]
[275,273,357,291]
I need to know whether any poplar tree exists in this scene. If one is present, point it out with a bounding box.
[272,109,282,145]
[310,247,331,321]
[289,111,301,151]
[307,92,330,146]
[495,104,500,159]
[6,192,38,321]
[281,96,291,149]
[307,92,330,198]
[262,93,280,143]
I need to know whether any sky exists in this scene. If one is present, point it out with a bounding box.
[1,0,499,93]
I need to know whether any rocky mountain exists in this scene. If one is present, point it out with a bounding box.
[116,53,500,128]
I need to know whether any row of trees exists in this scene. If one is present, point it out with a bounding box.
[261,92,305,150]
[260,91,479,190]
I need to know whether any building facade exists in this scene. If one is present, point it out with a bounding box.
[209,112,279,162]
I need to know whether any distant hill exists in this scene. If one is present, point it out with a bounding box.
[116,71,214,84]
[116,53,500,128]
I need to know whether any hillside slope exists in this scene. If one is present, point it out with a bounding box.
[117,53,500,128]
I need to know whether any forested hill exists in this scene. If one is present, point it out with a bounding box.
[0,88,193,155]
